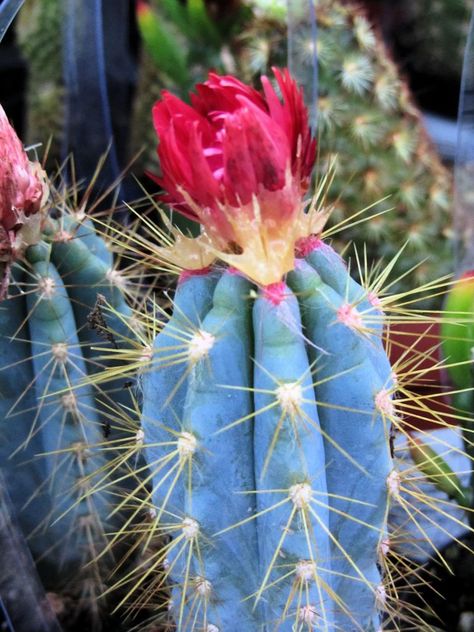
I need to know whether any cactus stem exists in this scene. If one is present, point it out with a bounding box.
[255,500,337,630]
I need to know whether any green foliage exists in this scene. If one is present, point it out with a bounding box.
[440,273,474,525]
[137,1,189,86]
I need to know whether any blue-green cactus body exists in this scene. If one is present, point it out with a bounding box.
[26,248,109,573]
[51,232,131,349]
[141,241,393,631]
[141,272,217,521]
[0,222,134,591]
[0,272,51,557]
[73,217,114,266]
[51,232,134,431]
[253,286,334,631]
[306,243,391,380]
[181,271,260,628]
[288,258,392,630]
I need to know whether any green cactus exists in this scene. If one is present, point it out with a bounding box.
[234,0,453,293]
[16,0,64,166]
[439,272,474,525]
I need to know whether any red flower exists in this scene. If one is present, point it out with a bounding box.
[0,105,47,296]
[150,69,317,284]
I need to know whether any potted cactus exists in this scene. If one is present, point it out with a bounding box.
[83,68,471,632]
[1,2,472,627]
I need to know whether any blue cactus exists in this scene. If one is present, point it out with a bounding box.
[139,239,394,632]
[0,214,135,597]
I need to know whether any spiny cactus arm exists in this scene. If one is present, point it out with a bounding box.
[25,243,109,573]
[304,241,391,377]
[50,232,131,339]
[63,214,114,267]
[304,240,366,304]
[49,227,136,438]
[136,0,189,87]
[141,271,217,519]
[252,284,334,631]
[168,271,260,630]
[0,271,51,554]
[288,259,392,630]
